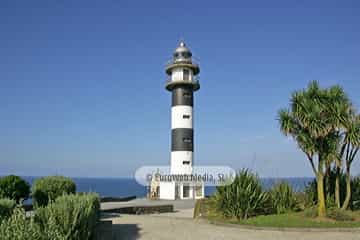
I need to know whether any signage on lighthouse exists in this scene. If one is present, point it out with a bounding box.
[159,41,204,200]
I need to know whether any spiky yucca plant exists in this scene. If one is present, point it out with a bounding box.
[214,169,268,220]
[270,182,297,214]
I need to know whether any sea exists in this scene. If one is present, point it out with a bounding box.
[20,176,314,199]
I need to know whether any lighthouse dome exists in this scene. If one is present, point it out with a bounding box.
[173,41,192,58]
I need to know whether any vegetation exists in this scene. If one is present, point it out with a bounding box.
[202,196,360,228]
[193,199,203,218]
[0,207,43,240]
[0,193,100,240]
[278,80,359,216]
[32,176,76,207]
[35,193,100,240]
[0,175,30,203]
[326,208,354,222]
[214,169,269,220]
[0,198,16,222]
[226,211,360,228]
[339,113,360,210]
[270,182,298,214]
[0,175,101,239]
[202,81,359,229]
[304,172,360,210]
[351,177,360,210]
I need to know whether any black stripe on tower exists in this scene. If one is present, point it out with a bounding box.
[171,128,193,151]
[172,86,193,107]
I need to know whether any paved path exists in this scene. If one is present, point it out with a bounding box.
[109,214,360,240]
[102,199,360,240]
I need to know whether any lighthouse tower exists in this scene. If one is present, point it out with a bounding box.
[159,41,204,200]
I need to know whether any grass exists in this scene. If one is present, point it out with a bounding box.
[208,211,360,229]
[199,196,360,229]
[201,199,360,229]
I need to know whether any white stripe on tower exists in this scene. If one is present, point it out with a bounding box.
[171,106,193,129]
[170,98,193,175]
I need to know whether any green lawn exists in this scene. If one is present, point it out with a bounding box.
[209,212,360,228]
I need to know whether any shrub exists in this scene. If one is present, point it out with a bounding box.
[193,199,202,218]
[303,206,318,218]
[35,193,100,240]
[214,169,268,220]
[193,198,210,218]
[0,175,30,203]
[304,180,317,207]
[32,176,76,207]
[270,182,297,214]
[0,198,16,222]
[351,176,360,210]
[304,171,360,210]
[327,208,354,221]
[0,207,42,240]
[294,192,306,211]
[304,170,346,207]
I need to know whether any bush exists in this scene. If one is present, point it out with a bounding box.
[351,176,360,210]
[193,199,202,218]
[193,198,210,218]
[305,171,360,210]
[270,182,297,214]
[0,198,16,222]
[304,170,346,207]
[32,176,76,207]
[214,169,269,220]
[304,180,317,207]
[303,206,318,218]
[35,193,100,240]
[0,193,100,240]
[0,175,30,203]
[327,208,354,221]
[294,192,307,211]
[0,207,42,240]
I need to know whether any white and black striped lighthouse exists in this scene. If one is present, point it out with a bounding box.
[159,41,203,200]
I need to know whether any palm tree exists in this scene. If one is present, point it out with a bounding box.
[340,114,360,210]
[278,81,349,216]
[323,85,352,208]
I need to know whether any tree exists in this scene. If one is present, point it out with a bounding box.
[340,114,360,210]
[323,85,353,208]
[0,175,30,203]
[278,81,350,217]
[31,176,76,207]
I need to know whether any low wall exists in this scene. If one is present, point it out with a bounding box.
[102,204,174,214]
[100,195,136,203]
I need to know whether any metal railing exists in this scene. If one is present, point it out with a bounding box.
[165,57,200,67]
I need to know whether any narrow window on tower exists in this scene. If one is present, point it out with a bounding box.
[183,161,190,165]
[183,92,191,98]
[183,138,192,143]
[183,69,190,81]
[183,114,190,119]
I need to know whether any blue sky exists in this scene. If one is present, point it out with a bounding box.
[0,0,359,178]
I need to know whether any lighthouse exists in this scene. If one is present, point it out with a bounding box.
[159,41,204,200]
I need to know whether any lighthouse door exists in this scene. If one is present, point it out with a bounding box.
[175,184,180,199]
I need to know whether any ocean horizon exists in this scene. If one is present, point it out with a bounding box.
[13,176,314,199]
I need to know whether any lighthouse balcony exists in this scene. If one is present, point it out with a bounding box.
[165,58,200,75]
[165,76,200,91]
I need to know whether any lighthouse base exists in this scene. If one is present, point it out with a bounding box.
[158,182,204,200]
